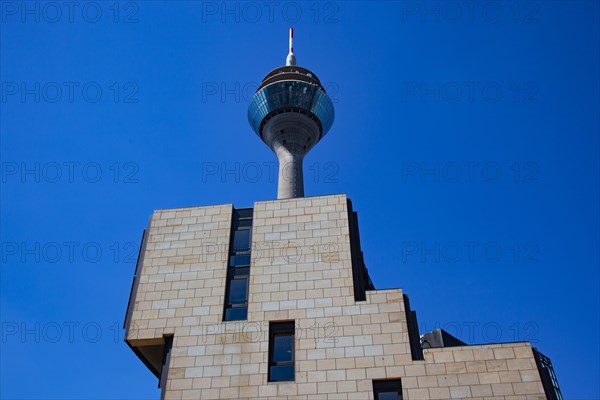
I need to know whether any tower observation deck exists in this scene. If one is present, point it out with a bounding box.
[248,28,335,199]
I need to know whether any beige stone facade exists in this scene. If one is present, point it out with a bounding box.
[124,194,550,399]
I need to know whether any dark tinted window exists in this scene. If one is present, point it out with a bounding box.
[269,365,294,382]
[230,255,251,266]
[224,208,253,321]
[237,218,252,228]
[228,278,248,303]
[232,229,251,252]
[273,334,293,362]
[373,379,403,400]
[225,307,247,321]
[269,322,295,382]
[378,393,400,400]
[231,267,249,277]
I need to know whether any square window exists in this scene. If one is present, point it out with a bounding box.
[232,229,251,252]
[373,379,403,400]
[228,277,248,303]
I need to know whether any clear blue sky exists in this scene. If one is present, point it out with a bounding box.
[1,1,598,399]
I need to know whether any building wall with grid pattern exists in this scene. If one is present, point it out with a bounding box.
[125,194,547,400]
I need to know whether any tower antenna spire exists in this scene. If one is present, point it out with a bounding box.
[286,27,297,66]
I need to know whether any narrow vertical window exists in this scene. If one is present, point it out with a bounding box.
[224,208,253,321]
[268,321,295,382]
[373,379,403,400]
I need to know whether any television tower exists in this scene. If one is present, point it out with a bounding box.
[248,28,335,199]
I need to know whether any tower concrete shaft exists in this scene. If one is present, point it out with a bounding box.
[262,112,320,199]
[276,152,304,199]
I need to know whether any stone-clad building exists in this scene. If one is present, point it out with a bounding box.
[123,30,561,400]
